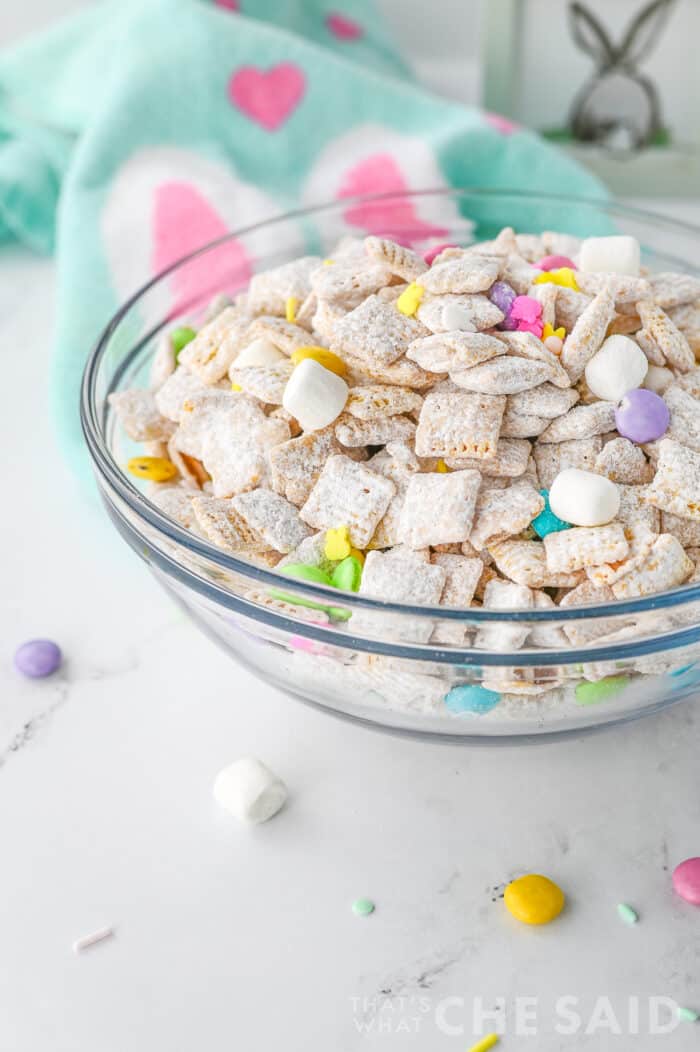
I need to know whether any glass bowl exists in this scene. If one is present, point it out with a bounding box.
[81,189,700,741]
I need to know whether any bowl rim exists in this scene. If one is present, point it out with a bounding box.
[81,187,700,625]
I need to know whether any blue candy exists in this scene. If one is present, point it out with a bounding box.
[444,683,501,716]
[532,489,570,539]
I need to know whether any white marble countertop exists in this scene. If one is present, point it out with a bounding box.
[1,206,700,1052]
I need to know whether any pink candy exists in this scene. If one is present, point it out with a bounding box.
[509,295,543,338]
[672,857,700,905]
[423,242,457,265]
[536,254,577,271]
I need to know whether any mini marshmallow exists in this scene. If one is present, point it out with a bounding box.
[213,757,288,824]
[578,235,640,276]
[234,337,287,369]
[549,468,620,526]
[584,335,648,402]
[441,303,477,332]
[283,358,349,432]
[643,364,674,395]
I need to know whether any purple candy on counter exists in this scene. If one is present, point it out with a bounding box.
[615,388,670,444]
[14,639,62,678]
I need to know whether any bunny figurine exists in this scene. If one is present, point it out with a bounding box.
[568,0,676,151]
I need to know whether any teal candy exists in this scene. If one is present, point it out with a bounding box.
[532,489,571,539]
[0,0,606,480]
[444,684,501,716]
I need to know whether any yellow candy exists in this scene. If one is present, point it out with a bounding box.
[504,874,565,926]
[324,526,352,561]
[285,296,298,323]
[349,547,365,566]
[533,267,579,292]
[436,459,450,473]
[322,258,335,266]
[396,282,425,316]
[127,456,178,483]
[231,382,242,392]
[290,346,347,377]
[542,323,566,340]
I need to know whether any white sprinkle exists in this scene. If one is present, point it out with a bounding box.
[72,926,115,953]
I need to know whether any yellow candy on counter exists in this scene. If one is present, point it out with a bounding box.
[324,525,352,561]
[285,296,298,323]
[127,456,178,483]
[290,346,347,377]
[504,874,565,925]
[533,267,579,292]
[396,282,425,316]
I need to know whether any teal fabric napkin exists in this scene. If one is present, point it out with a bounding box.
[0,0,604,473]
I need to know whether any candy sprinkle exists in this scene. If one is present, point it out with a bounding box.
[466,1035,499,1052]
[72,926,115,954]
[679,1007,699,1023]
[617,902,639,925]
[396,282,424,316]
[352,898,375,917]
[285,296,298,323]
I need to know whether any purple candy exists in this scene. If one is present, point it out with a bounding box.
[615,388,670,444]
[14,639,62,679]
[489,280,517,315]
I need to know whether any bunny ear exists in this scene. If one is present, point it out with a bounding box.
[618,0,676,65]
[568,2,616,65]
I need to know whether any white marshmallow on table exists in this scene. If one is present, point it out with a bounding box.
[234,337,287,368]
[643,364,674,395]
[441,303,477,332]
[578,235,640,276]
[213,757,288,824]
[283,357,348,432]
[549,468,620,527]
[584,335,648,402]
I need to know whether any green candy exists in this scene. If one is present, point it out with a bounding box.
[575,675,630,705]
[351,897,375,917]
[331,555,363,593]
[269,563,351,621]
[171,325,197,360]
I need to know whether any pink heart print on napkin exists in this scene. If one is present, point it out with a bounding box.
[228,62,306,131]
[338,153,450,244]
[153,181,252,313]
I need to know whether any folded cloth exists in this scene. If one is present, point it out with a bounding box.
[0,0,604,473]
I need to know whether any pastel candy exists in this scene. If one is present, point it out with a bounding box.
[672,858,700,905]
[444,683,500,715]
[504,874,565,925]
[213,757,288,824]
[531,489,570,539]
[14,639,62,678]
[615,388,669,443]
[579,235,640,276]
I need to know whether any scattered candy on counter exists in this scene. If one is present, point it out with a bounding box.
[466,1035,500,1052]
[617,902,639,925]
[72,926,115,954]
[548,468,620,527]
[127,455,179,482]
[615,388,670,444]
[396,282,425,316]
[170,326,197,361]
[585,335,649,403]
[351,897,375,917]
[444,683,500,715]
[503,873,565,925]
[14,639,62,678]
[531,489,571,539]
[672,857,700,906]
[213,756,288,824]
[575,676,630,705]
[678,1007,700,1023]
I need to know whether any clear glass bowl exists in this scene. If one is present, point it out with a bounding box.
[81,189,700,741]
